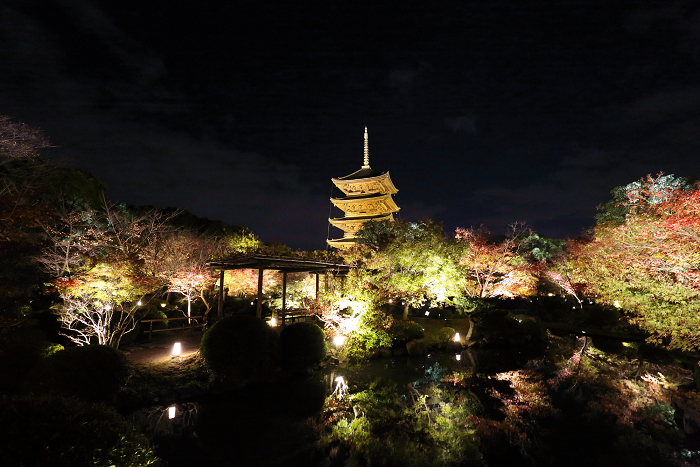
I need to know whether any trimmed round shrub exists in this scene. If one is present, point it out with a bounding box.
[389,321,424,343]
[0,395,158,467]
[22,345,132,403]
[437,326,457,344]
[406,322,425,340]
[200,315,279,382]
[144,309,169,329]
[279,322,327,372]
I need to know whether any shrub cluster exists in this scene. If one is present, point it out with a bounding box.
[22,344,132,403]
[0,328,63,393]
[390,321,424,343]
[0,395,158,467]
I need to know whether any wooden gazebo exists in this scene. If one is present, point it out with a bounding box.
[207,255,351,320]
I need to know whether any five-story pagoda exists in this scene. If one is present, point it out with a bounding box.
[327,127,400,248]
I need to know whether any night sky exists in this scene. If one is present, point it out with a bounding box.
[2,0,700,249]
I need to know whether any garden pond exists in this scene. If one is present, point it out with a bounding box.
[127,334,700,467]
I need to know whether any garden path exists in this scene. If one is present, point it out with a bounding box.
[120,330,203,365]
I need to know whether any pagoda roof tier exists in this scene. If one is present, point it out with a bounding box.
[331,170,398,197]
[330,193,399,217]
[327,237,360,249]
[329,214,394,236]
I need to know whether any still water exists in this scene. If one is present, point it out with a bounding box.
[130,345,549,466]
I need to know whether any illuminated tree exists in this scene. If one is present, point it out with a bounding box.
[224,269,279,297]
[167,266,217,322]
[455,223,538,299]
[595,173,694,226]
[570,175,700,351]
[41,203,170,347]
[51,262,157,346]
[351,219,463,319]
[302,268,393,361]
[147,228,226,321]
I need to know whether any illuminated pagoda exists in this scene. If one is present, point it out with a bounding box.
[327,127,400,248]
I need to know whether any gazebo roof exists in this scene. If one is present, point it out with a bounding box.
[207,254,351,274]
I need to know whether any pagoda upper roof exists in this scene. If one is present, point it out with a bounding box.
[336,166,385,181]
[331,169,398,196]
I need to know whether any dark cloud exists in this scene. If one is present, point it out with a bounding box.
[3,0,700,247]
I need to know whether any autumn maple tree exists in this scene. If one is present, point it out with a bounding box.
[40,202,170,347]
[570,174,700,351]
[455,223,537,299]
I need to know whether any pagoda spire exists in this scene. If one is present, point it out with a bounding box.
[362,126,370,168]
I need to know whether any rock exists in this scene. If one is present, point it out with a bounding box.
[378,347,393,358]
[392,347,407,356]
[673,397,700,434]
[445,341,463,352]
[406,339,428,356]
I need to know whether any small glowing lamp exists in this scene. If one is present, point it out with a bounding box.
[424,310,430,316]
[454,332,461,342]
[137,300,142,306]
[172,342,181,357]
[269,317,277,326]
[547,293,554,297]
[388,299,392,304]
[250,301,254,306]
[168,406,176,419]
[456,354,461,361]
[104,304,112,311]
[614,300,621,308]
[161,303,166,308]
[333,334,345,346]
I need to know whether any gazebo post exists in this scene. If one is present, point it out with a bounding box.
[281,272,287,321]
[217,269,225,320]
[315,273,320,299]
[257,268,264,319]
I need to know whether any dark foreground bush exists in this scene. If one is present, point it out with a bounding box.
[0,395,158,467]
[280,321,327,372]
[0,328,63,393]
[587,305,621,326]
[200,315,279,382]
[22,344,132,403]
[196,380,323,465]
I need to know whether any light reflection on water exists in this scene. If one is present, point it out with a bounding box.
[130,345,548,465]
